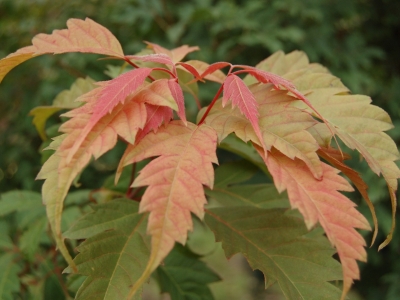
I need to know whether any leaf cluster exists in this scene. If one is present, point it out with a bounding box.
[0,17,399,300]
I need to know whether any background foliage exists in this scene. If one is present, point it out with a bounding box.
[1,0,399,299]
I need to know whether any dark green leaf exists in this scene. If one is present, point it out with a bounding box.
[156,244,220,300]
[205,207,342,300]
[0,253,21,300]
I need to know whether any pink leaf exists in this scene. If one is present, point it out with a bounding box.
[223,74,264,149]
[200,62,231,81]
[168,79,187,125]
[66,68,152,162]
[176,62,202,80]
[178,60,226,84]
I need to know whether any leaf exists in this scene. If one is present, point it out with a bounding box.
[116,121,218,297]
[29,77,97,140]
[168,79,187,124]
[306,91,400,249]
[67,67,152,162]
[199,62,231,82]
[37,95,148,270]
[19,217,47,261]
[126,53,174,66]
[0,18,124,83]
[156,244,220,300]
[218,135,268,174]
[178,60,227,84]
[203,83,322,178]
[0,190,43,216]
[318,147,378,246]
[146,42,199,63]
[64,199,150,300]
[223,74,264,150]
[0,253,21,300]
[205,207,342,299]
[252,50,400,249]
[262,147,370,299]
[135,104,173,142]
[206,161,290,209]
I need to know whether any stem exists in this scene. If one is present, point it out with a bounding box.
[197,84,224,126]
[123,57,157,82]
[152,67,177,79]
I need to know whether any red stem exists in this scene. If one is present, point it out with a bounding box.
[123,57,157,82]
[197,84,224,126]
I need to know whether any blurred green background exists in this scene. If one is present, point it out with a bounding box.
[0,0,399,299]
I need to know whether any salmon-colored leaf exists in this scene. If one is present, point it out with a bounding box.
[168,79,187,124]
[0,18,124,83]
[262,147,370,300]
[67,68,152,162]
[37,95,148,270]
[116,121,218,297]
[146,42,199,63]
[318,147,378,246]
[223,75,264,150]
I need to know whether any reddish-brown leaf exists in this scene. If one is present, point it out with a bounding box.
[261,147,370,300]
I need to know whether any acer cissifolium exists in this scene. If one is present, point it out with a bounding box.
[0,17,398,300]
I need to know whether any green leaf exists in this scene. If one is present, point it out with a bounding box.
[218,134,269,174]
[0,221,13,249]
[0,253,21,300]
[206,162,289,209]
[205,207,342,300]
[64,199,151,300]
[19,217,47,261]
[156,244,220,300]
[0,190,43,217]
